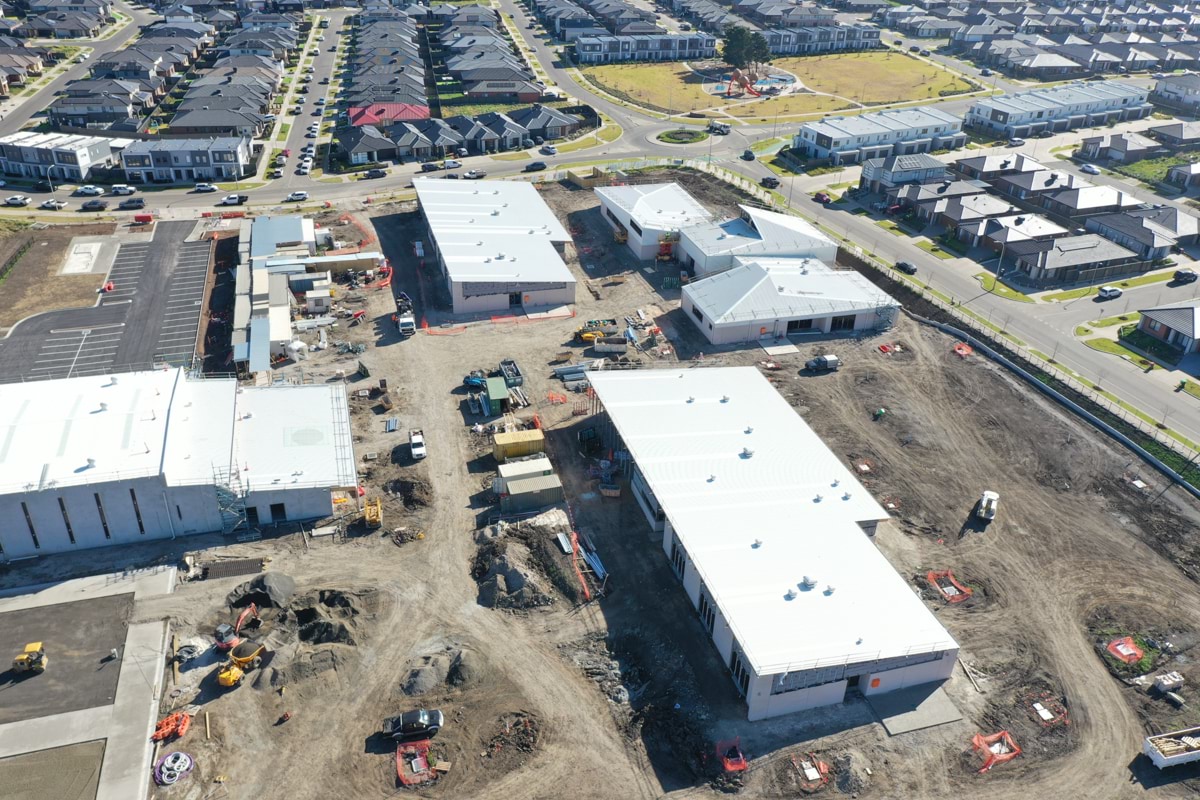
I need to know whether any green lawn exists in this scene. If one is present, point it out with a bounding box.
[491,151,531,161]
[1075,325,1092,337]
[1088,311,1141,328]
[724,94,853,120]
[581,63,716,112]
[1083,336,1161,369]
[1042,272,1174,301]
[876,219,907,236]
[773,51,973,105]
[916,240,954,259]
[1113,149,1200,184]
[1182,381,1200,401]
[750,136,787,153]
[975,273,1035,302]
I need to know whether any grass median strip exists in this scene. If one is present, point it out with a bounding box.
[916,240,954,260]
[1083,336,1161,369]
[975,273,1035,303]
[1043,272,1174,301]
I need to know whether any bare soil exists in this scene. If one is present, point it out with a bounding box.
[6,177,1200,800]
[0,222,113,329]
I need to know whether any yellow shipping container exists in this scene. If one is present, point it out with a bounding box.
[493,429,546,463]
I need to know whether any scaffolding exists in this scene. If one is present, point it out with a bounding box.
[657,232,677,261]
[213,465,248,535]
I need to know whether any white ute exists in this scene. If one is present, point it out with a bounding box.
[976,490,999,522]
[409,429,426,460]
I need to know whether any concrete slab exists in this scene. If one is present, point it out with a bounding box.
[759,338,798,355]
[0,739,105,800]
[0,593,132,725]
[868,683,962,736]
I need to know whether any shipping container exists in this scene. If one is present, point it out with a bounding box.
[493,456,553,494]
[484,377,510,416]
[493,429,546,463]
[500,473,564,513]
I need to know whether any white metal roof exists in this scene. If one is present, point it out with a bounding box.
[683,205,836,260]
[414,178,575,285]
[595,183,712,230]
[685,258,898,325]
[589,367,957,676]
[0,368,355,496]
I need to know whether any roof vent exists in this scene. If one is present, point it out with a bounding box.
[110,377,118,385]
[740,447,754,459]
[825,585,836,595]
[801,575,817,589]
[752,539,762,548]
[687,396,695,403]
[86,458,95,468]
[707,474,716,483]
[856,637,864,645]
[720,395,729,403]
[785,588,797,600]
[814,493,823,502]
[745,426,753,434]
[491,209,500,216]
[831,478,840,487]
[99,402,108,411]
[843,491,851,500]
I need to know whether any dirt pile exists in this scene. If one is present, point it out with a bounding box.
[387,478,432,509]
[560,634,643,705]
[474,509,583,605]
[402,645,483,695]
[280,588,382,646]
[472,539,552,609]
[833,753,869,795]
[480,712,540,771]
[267,647,348,687]
[227,572,296,608]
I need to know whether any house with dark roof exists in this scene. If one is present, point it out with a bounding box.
[1127,206,1200,245]
[1150,73,1200,112]
[1076,131,1164,164]
[20,11,103,38]
[991,168,1089,202]
[859,153,949,194]
[443,114,502,153]
[506,103,581,140]
[1008,234,1140,287]
[120,136,251,182]
[463,79,543,102]
[888,179,990,222]
[1147,121,1200,151]
[1040,185,1145,220]
[168,109,267,137]
[1138,302,1200,355]
[338,125,397,164]
[1084,212,1177,261]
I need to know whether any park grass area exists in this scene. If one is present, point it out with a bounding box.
[1042,271,1174,301]
[1113,150,1200,184]
[975,272,1035,302]
[916,240,954,260]
[773,51,972,105]
[580,63,716,113]
[724,93,852,120]
[1083,336,1161,369]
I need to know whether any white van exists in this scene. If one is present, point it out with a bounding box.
[111,184,135,195]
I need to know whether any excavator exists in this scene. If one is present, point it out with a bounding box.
[217,639,268,688]
[12,642,48,674]
[214,603,261,652]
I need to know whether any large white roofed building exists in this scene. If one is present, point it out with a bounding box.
[0,368,357,558]
[588,367,958,721]
[678,204,838,277]
[682,258,898,344]
[595,183,713,260]
[415,178,576,314]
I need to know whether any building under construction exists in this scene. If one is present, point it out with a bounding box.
[587,366,958,721]
[0,368,357,558]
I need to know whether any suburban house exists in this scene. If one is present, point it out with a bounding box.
[1151,73,1200,113]
[339,125,397,164]
[120,136,252,183]
[759,23,882,54]
[1076,131,1164,163]
[1039,185,1144,220]
[1137,303,1200,355]
[506,103,581,140]
[953,153,1045,182]
[1007,234,1140,287]
[990,168,1090,202]
[965,81,1153,138]
[1084,212,1178,261]
[889,179,991,222]
[957,213,1068,249]
[19,11,103,38]
[573,33,716,63]
[1147,121,1200,151]
[0,131,124,181]
[792,106,965,164]
[1168,162,1200,188]
[463,79,543,102]
[347,102,431,127]
[48,91,138,127]
[168,109,268,138]
[859,153,950,194]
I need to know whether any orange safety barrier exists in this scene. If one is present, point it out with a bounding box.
[926,570,973,603]
[396,740,436,785]
[972,731,1020,773]
[151,712,192,742]
[1106,636,1144,664]
[570,532,592,601]
[953,342,974,358]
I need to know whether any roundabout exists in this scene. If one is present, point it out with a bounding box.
[655,128,710,145]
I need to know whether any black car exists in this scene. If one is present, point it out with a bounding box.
[364,168,387,179]
[383,709,444,742]
[119,198,145,210]
[81,199,108,211]
[524,161,547,172]
[1174,269,1198,284]
[760,176,780,188]
[895,261,918,275]
[741,149,755,161]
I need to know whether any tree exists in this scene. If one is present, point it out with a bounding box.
[747,32,772,69]
[721,24,752,69]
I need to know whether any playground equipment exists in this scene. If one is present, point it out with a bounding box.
[725,68,761,98]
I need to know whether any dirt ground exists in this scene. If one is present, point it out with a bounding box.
[7,174,1200,799]
[0,222,114,330]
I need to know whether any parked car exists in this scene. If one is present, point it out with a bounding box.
[761,176,780,188]
[909,45,920,52]
[291,106,303,114]
[219,194,248,206]
[976,490,999,522]
[464,169,486,179]
[980,68,993,76]
[455,147,469,157]
[741,149,755,161]
[1007,137,1026,146]
[364,168,387,179]
[420,162,441,172]
[111,184,135,195]
[4,195,29,206]
[316,98,326,105]
[805,354,840,372]
[1036,130,1053,138]
[1097,285,1122,300]
[919,49,931,56]
[119,198,145,210]
[1173,269,1198,284]
[383,709,444,742]
[40,198,67,210]
[1152,72,1166,79]
[444,172,460,179]
[287,191,309,202]
[80,199,107,211]
[270,169,283,179]
[77,185,104,196]
[540,144,557,155]
[1081,163,1101,175]
[813,191,831,204]
[523,161,547,172]
[298,164,312,175]
[895,261,918,275]
[194,183,217,193]
[443,159,462,169]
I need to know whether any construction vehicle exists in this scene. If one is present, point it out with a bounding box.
[12,642,47,674]
[409,429,426,460]
[217,639,267,688]
[463,369,487,389]
[214,603,261,651]
[976,490,999,522]
[804,354,841,372]
[364,497,383,528]
[395,292,416,336]
[574,320,618,343]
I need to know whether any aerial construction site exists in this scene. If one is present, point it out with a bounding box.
[1,172,1200,800]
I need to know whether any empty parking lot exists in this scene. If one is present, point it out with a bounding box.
[0,221,212,381]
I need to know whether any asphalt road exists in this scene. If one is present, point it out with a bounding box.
[0,220,206,380]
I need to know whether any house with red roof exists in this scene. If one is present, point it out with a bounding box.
[348,102,430,127]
